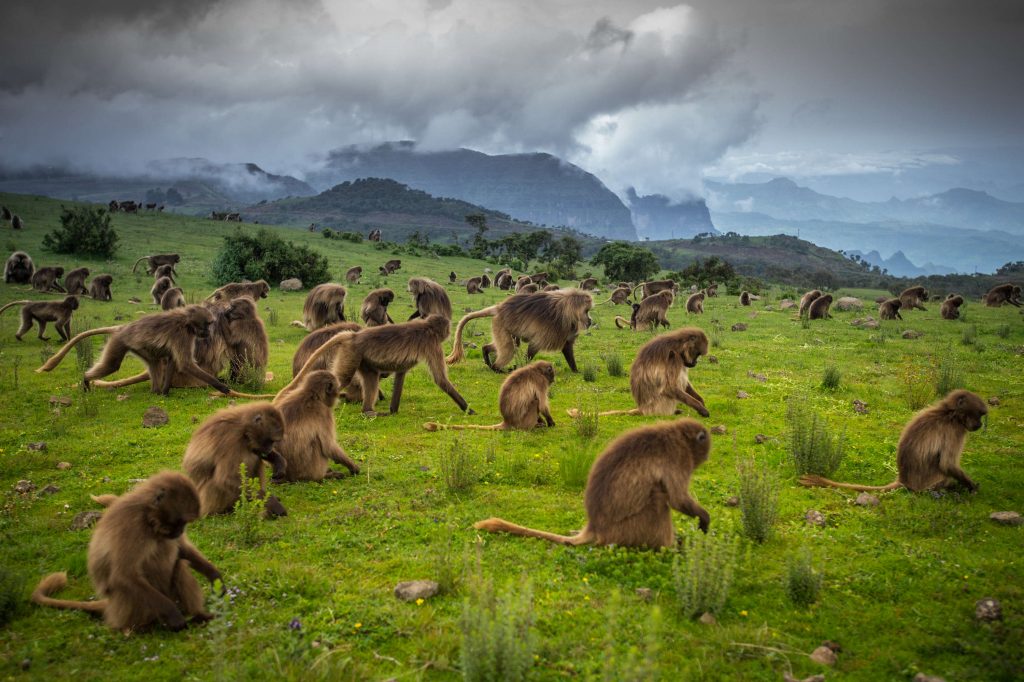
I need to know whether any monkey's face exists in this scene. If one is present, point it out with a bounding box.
[227,299,256,321]
[54,267,64,277]
[679,332,709,368]
[952,391,988,431]
[187,307,217,338]
[537,361,556,384]
[381,292,394,306]
[247,408,285,455]
[920,289,929,301]
[258,282,270,298]
[152,483,200,539]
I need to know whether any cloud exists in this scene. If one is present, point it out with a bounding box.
[704,150,961,182]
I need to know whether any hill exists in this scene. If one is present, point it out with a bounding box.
[627,188,717,240]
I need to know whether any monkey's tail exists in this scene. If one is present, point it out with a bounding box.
[798,475,902,492]
[631,282,647,300]
[32,573,107,614]
[0,300,29,316]
[445,305,500,365]
[92,372,150,389]
[614,316,630,329]
[423,421,505,431]
[90,494,117,507]
[208,389,277,400]
[273,331,357,399]
[130,256,148,274]
[36,326,120,372]
[474,518,592,545]
[566,407,639,418]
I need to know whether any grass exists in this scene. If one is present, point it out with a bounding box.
[0,192,1023,680]
[787,399,847,477]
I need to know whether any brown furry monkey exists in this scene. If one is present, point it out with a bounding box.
[153,264,176,283]
[4,250,35,284]
[151,275,174,304]
[161,287,186,310]
[273,370,360,481]
[449,271,458,283]
[515,275,533,292]
[31,266,66,293]
[63,267,90,296]
[360,288,395,326]
[475,418,711,547]
[808,294,833,320]
[207,279,270,303]
[800,390,987,493]
[704,283,718,297]
[615,290,673,330]
[631,279,677,301]
[495,271,513,290]
[481,273,491,288]
[984,283,1021,307]
[878,297,903,320]
[288,322,382,405]
[466,276,483,294]
[218,297,268,383]
[578,277,598,290]
[303,283,347,330]
[446,288,593,372]
[379,259,401,275]
[739,291,752,306]
[89,274,113,301]
[685,291,705,314]
[518,283,540,294]
[940,295,964,320]
[0,296,79,341]
[424,361,556,431]
[899,285,929,311]
[132,253,180,276]
[345,266,362,284]
[597,286,630,305]
[31,471,222,632]
[408,277,453,320]
[12,214,24,230]
[798,290,822,317]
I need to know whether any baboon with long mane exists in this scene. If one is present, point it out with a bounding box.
[302,283,347,330]
[4,251,35,284]
[424,361,556,431]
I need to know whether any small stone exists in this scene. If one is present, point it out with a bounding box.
[852,399,869,414]
[265,371,275,382]
[394,580,440,602]
[635,587,653,602]
[70,511,102,530]
[142,406,169,428]
[779,299,796,310]
[855,492,879,507]
[863,320,879,329]
[116,393,130,401]
[418,465,430,472]
[988,396,1000,406]
[466,343,478,350]
[736,390,749,399]
[754,434,768,444]
[191,416,199,424]
[290,320,306,328]
[27,441,47,451]
[989,511,1022,526]
[20,660,30,672]
[902,330,922,339]
[834,296,863,311]
[975,598,1002,622]
[850,318,863,326]
[809,645,837,666]
[731,323,747,332]
[49,396,72,407]
[707,355,718,364]
[874,295,888,304]
[805,510,826,527]
[40,484,61,496]
[725,496,740,507]
[913,674,947,682]
[128,296,141,303]
[710,425,727,435]
[279,278,303,291]
[56,461,72,470]
[14,480,36,494]
[698,612,717,625]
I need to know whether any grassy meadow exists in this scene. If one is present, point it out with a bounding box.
[0,192,1022,680]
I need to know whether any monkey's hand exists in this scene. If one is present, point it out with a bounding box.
[262,450,288,483]
[466,407,476,415]
[164,609,188,632]
[81,378,92,392]
[263,495,287,518]
[696,405,710,418]
[191,612,215,625]
[698,512,710,534]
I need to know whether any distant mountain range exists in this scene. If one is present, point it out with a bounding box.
[626,188,717,240]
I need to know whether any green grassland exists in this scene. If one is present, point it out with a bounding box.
[0,193,1022,680]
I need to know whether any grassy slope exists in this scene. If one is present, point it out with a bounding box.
[0,192,1022,681]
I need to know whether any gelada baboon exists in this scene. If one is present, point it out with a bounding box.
[302,283,347,330]
[151,275,174,304]
[4,250,35,284]
[739,291,752,306]
[408,277,453,320]
[475,418,711,547]
[132,253,180,276]
[515,275,533,292]
[579,277,598,290]
[800,390,987,493]
[424,361,556,432]
[283,321,382,405]
[518,283,540,294]
[878,297,903,320]
[798,290,822,317]
[345,266,362,284]
[449,271,458,283]
[899,285,929,311]
[808,294,833,320]
[379,259,401,275]
[154,264,176,283]
[686,291,705,314]
[161,287,186,310]
[984,283,1021,307]
[0,296,79,341]
[32,471,222,632]
[704,283,718,297]
[481,273,491,288]
[37,305,231,395]
[446,288,593,372]
[217,296,269,382]
[12,215,24,230]
[182,402,287,516]
[466,276,484,294]
[360,288,395,327]
[495,271,513,290]
[31,266,66,293]
[285,314,473,416]
[63,267,90,296]
[273,370,360,481]
[89,274,113,301]
[940,295,964,320]
[0,205,9,220]
[632,279,677,301]
[597,286,630,305]
[207,279,270,303]
[615,290,673,330]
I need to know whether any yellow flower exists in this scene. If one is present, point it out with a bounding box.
[354,622,362,628]
[740,610,748,617]
[582,576,588,583]
[416,598,424,606]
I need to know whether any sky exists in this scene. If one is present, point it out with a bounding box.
[1,0,1022,201]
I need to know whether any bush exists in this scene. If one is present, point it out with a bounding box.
[604,353,624,377]
[439,436,478,494]
[233,462,263,547]
[786,550,823,607]
[460,575,535,682]
[339,231,363,243]
[598,591,663,682]
[591,242,660,283]
[820,365,841,391]
[212,228,330,287]
[42,206,119,257]
[738,457,779,543]
[573,404,600,440]
[582,364,597,382]
[787,399,846,476]
[935,356,964,396]
[673,526,738,618]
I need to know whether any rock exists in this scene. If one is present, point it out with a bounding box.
[809,645,837,666]
[290,320,306,328]
[834,297,863,311]
[874,295,888,304]
[142,406,169,428]
[913,674,947,682]
[852,399,869,414]
[725,496,740,507]
[698,612,717,625]
[70,511,102,530]
[19,660,30,672]
[862,320,879,329]
[779,299,796,309]
[805,510,826,527]
[40,484,61,496]
[56,461,72,470]
[635,587,653,602]
[902,330,922,339]
[116,393,130,401]
[279,278,303,291]
[855,492,879,507]
[850,318,863,327]
[128,296,141,303]
[989,511,1022,526]
[710,425,727,435]
[731,323,747,332]
[49,396,72,407]
[394,580,440,602]
[754,434,768,444]
[988,396,1000,406]
[27,442,47,451]
[736,390,750,399]
[265,371,275,382]
[707,355,718,364]
[747,370,767,382]
[975,598,1002,622]
[14,480,36,494]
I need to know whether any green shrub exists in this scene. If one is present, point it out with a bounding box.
[995,324,1011,339]
[737,457,779,543]
[212,228,330,287]
[430,528,463,596]
[786,550,823,607]
[787,399,846,476]
[820,365,841,391]
[233,355,266,392]
[42,206,119,257]
[935,356,964,396]
[961,325,977,345]
[582,364,597,382]
[321,228,334,239]
[460,575,535,682]
[598,591,663,682]
[233,462,263,547]
[559,446,594,489]
[673,526,738,618]
[574,404,600,440]
[439,436,478,494]
[604,353,624,377]
[72,323,94,375]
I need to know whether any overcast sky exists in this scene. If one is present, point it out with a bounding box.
[1,0,1021,200]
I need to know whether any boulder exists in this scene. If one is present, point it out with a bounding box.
[279,278,303,291]
[834,297,863,311]
[394,580,440,602]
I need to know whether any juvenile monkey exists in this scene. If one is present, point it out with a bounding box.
[31,471,222,632]
[878,297,903,320]
[685,291,705,314]
[31,266,66,293]
[475,418,711,547]
[424,361,556,431]
[940,295,964,320]
[63,267,90,296]
[89,274,113,301]
[153,264,176,283]
[161,287,186,310]
[466,276,484,294]
[808,294,833,320]
[798,290,822,317]
[0,295,79,341]
[360,288,396,326]
[800,390,987,493]
[597,287,630,305]
[408,277,453,320]
[345,266,362,284]
[273,370,360,481]
[151,275,174,304]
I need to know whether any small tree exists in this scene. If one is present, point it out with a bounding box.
[43,206,119,258]
[212,228,330,286]
[591,241,660,282]
[466,213,491,259]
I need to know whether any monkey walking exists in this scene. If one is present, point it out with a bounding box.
[207,279,270,303]
[0,296,79,341]
[131,253,180,276]
[614,290,672,330]
[424,361,556,431]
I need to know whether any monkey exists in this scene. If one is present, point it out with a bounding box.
[12,215,24,230]
[579,277,598,290]
[518,283,540,294]
[378,259,401,275]
[542,284,560,291]
[360,288,395,327]
[131,253,180,276]
[631,279,677,301]
[984,283,1022,308]
[161,287,186,310]
[63,267,90,296]
[88,274,113,301]
[475,418,711,547]
[424,361,556,432]
[800,390,987,493]
[207,279,270,303]
[685,291,705,314]
[0,206,9,220]
[31,471,222,632]
[447,288,593,373]
[529,272,549,284]
[345,266,362,284]
[37,305,232,395]
[807,293,833,320]
[614,290,673,331]
[283,314,473,416]
[515,275,533,292]
[940,295,964,320]
[481,273,491,289]
[30,266,66,293]
[495,271,513,290]
[273,370,360,481]
[878,297,903,320]
[218,296,269,383]
[0,296,79,341]
[4,250,35,284]
[153,264,176,283]
[151,276,174,305]
[899,285,929,311]
[302,283,347,330]
[705,283,718,297]
[182,402,288,517]
[285,321,384,405]
[408,277,453,321]
[596,286,631,305]
[739,291,752,306]
[798,290,822,317]
[614,304,640,329]
[466,276,483,294]
[449,271,458,283]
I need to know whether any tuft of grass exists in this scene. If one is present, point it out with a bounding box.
[582,364,597,382]
[71,327,94,375]
[786,549,823,607]
[901,363,934,410]
[265,306,279,327]
[673,526,738,619]
[603,353,624,377]
[0,567,24,627]
[430,527,463,596]
[460,574,535,682]
[820,365,841,391]
[233,462,263,547]
[737,457,779,543]
[961,325,977,345]
[573,403,600,440]
[598,591,663,682]
[558,446,594,489]
[439,435,478,494]
[787,399,846,477]
[935,355,964,396]
[233,355,266,392]
[995,323,1011,339]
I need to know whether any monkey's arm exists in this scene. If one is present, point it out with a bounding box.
[684,382,705,406]
[538,398,555,427]
[114,572,188,630]
[324,440,360,474]
[408,310,421,320]
[943,460,978,492]
[663,473,710,533]
[181,361,231,394]
[178,540,223,586]
[259,449,288,482]
[665,385,710,418]
[386,313,395,324]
